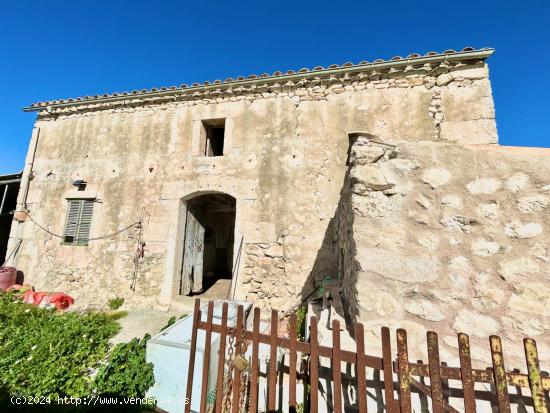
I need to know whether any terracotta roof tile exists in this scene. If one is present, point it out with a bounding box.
[25,47,494,110]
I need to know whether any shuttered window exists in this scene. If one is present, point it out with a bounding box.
[63,199,94,244]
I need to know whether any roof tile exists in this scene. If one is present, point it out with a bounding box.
[25,47,494,110]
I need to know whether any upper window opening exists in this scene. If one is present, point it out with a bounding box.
[201,119,225,157]
[63,199,94,245]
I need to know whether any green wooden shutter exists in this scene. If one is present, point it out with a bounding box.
[76,200,94,243]
[64,200,81,242]
[63,199,94,244]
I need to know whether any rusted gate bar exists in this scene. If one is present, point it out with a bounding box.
[268,309,278,411]
[187,300,550,413]
[524,338,547,413]
[249,308,261,413]
[231,305,244,413]
[195,316,548,389]
[381,327,397,413]
[310,316,319,413]
[289,313,298,413]
[200,301,214,413]
[490,335,511,413]
[355,323,367,413]
[332,319,343,413]
[397,328,412,413]
[427,331,444,413]
[214,302,228,413]
[458,333,476,413]
[185,299,201,413]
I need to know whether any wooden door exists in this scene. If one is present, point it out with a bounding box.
[180,205,205,295]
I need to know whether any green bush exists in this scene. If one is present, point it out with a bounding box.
[108,297,124,310]
[94,335,155,399]
[0,291,121,399]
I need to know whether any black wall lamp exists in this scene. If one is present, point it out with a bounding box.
[72,179,87,191]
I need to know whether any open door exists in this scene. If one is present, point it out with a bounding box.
[180,204,205,295]
[178,193,236,297]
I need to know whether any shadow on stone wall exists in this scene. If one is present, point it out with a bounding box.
[298,198,338,310]
[298,163,359,328]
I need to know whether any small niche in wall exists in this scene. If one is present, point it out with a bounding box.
[200,119,225,157]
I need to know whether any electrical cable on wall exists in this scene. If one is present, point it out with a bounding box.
[22,208,150,291]
[26,212,141,241]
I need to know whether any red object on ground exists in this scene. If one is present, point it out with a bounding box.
[23,290,46,305]
[22,290,35,304]
[15,285,74,310]
[0,267,17,291]
[48,293,74,310]
[33,292,47,306]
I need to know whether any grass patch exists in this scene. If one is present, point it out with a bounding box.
[0,291,121,399]
[107,297,124,310]
[0,291,155,411]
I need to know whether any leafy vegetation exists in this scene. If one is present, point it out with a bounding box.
[160,313,187,332]
[0,291,156,411]
[94,335,154,399]
[108,297,124,310]
[296,306,307,341]
[161,315,177,331]
[0,291,121,399]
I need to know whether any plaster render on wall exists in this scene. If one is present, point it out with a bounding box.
[340,136,550,369]
[8,53,504,318]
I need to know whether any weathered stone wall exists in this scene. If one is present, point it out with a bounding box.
[341,136,550,368]
[9,59,497,311]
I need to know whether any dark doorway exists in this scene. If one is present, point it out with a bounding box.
[179,193,235,296]
[0,173,21,266]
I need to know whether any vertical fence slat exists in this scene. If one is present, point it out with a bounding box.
[191,302,543,413]
[355,323,367,413]
[249,308,261,413]
[289,314,298,413]
[214,302,228,413]
[427,331,444,413]
[397,328,411,413]
[332,319,343,413]
[199,301,215,413]
[381,327,397,413]
[185,299,201,413]
[310,316,319,413]
[231,305,244,413]
[268,309,278,412]
[458,333,476,413]
[490,335,511,413]
[524,338,547,413]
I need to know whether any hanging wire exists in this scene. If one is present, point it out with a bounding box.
[26,212,141,241]
[5,209,151,291]
[89,222,141,241]
[26,213,64,238]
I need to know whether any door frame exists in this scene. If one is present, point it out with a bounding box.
[164,190,240,301]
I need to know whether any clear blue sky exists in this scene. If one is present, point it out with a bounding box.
[1,1,549,174]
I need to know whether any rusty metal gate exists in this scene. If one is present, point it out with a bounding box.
[185,299,549,413]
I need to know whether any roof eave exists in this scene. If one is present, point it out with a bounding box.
[23,48,495,113]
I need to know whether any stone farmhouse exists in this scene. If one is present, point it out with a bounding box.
[7,47,549,364]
